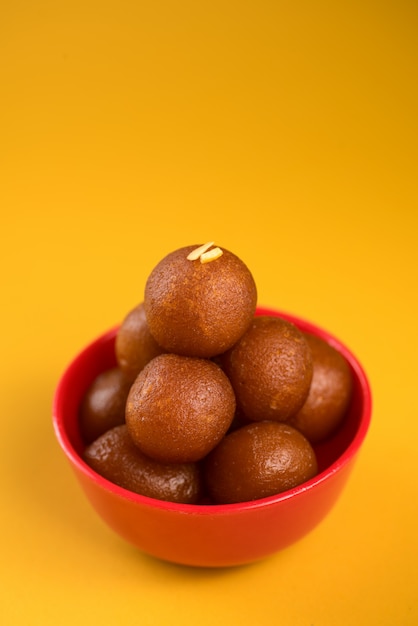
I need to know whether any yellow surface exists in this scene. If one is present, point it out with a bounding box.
[1,1,417,624]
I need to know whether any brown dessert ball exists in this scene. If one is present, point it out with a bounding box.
[115,302,165,382]
[84,425,202,504]
[143,244,257,358]
[222,316,313,422]
[288,333,353,443]
[79,367,132,444]
[204,421,318,504]
[125,353,236,463]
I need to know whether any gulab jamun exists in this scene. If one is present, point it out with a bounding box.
[125,353,236,463]
[84,425,202,504]
[204,421,318,504]
[115,302,165,382]
[143,243,257,358]
[288,333,353,443]
[79,367,132,444]
[222,315,313,422]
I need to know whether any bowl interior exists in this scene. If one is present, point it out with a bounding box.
[53,308,372,512]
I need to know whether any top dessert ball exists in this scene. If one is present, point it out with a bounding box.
[144,243,257,358]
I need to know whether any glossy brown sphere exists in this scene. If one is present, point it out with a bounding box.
[79,367,132,444]
[126,353,236,463]
[115,302,165,382]
[223,316,313,422]
[204,421,318,504]
[83,425,202,504]
[288,333,353,443]
[144,244,257,357]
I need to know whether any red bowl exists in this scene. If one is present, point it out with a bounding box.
[52,307,372,568]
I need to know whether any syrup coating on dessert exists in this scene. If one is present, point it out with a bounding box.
[115,302,165,382]
[84,425,202,504]
[79,367,131,444]
[144,244,257,358]
[288,333,353,443]
[222,315,313,422]
[125,353,236,463]
[204,421,318,504]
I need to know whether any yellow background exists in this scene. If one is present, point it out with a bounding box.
[1,1,417,624]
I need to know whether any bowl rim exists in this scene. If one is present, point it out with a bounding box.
[52,306,372,516]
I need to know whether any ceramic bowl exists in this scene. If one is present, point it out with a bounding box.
[53,307,372,567]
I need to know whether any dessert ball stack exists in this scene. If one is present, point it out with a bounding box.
[81,243,352,504]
